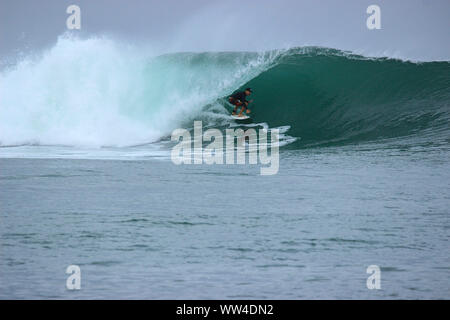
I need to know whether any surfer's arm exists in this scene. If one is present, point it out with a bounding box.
[243,100,253,113]
[238,102,250,115]
[243,99,253,108]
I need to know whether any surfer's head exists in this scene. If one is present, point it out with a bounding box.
[245,88,253,95]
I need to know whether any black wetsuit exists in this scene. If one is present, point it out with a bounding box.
[229,91,248,106]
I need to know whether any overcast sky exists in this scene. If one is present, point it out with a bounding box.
[1,0,450,61]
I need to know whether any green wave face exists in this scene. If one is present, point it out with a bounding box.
[240,48,450,147]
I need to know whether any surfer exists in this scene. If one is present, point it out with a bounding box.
[228,88,253,117]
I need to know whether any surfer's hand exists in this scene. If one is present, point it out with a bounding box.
[246,109,251,114]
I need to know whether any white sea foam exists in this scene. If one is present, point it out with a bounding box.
[0,34,279,147]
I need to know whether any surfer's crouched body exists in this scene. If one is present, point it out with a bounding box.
[228,88,253,116]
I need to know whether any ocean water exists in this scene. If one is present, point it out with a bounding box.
[1,36,449,299]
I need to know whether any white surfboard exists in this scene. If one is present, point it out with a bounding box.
[231,114,250,120]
